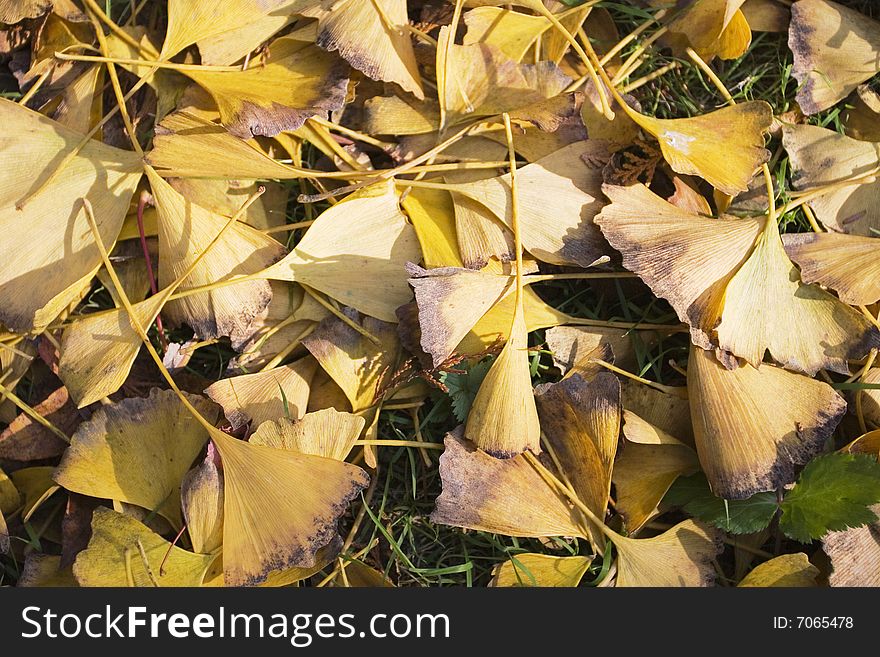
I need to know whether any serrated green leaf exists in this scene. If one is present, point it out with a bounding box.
[780,453,880,543]
[441,358,493,422]
[663,473,778,534]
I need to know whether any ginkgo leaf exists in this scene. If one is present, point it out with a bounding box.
[437,26,571,129]
[737,553,819,587]
[301,310,399,412]
[595,183,762,350]
[619,380,693,445]
[463,6,553,62]
[400,188,462,268]
[783,232,880,306]
[782,123,880,235]
[181,447,224,555]
[491,553,593,587]
[147,111,307,179]
[610,519,720,587]
[206,359,315,433]
[0,386,76,462]
[312,0,423,99]
[17,554,78,587]
[464,300,540,457]
[335,560,395,587]
[249,408,365,461]
[196,2,302,65]
[264,181,421,322]
[160,0,315,59]
[545,326,642,378]
[54,389,217,528]
[444,142,610,268]
[661,0,751,60]
[688,345,846,499]
[73,508,214,587]
[0,0,53,23]
[0,99,141,332]
[622,102,772,195]
[845,84,880,142]
[183,35,350,139]
[146,167,286,347]
[612,411,700,532]
[431,433,584,537]
[789,0,880,114]
[534,373,621,525]
[210,428,369,586]
[822,509,880,587]
[9,467,60,522]
[715,206,879,375]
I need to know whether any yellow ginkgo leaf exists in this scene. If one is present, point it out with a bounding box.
[661,0,751,60]
[534,372,621,526]
[249,408,365,461]
[301,310,399,412]
[17,554,78,587]
[789,0,880,114]
[612,411,700,532]
[335,560,395,587]
[491,553,593,587]
[822,509,880,586]
[431,433,583,537]
[205,356,317,431]
[264,181,421,322]
[10,466,61,522]
[196,3,301,65]
[73,508,215,587]
[715,205,879,375]
[624,101,772,195]
[183,35,350,139]
[782,123,880,235]
[0,99,142,332]
[147,111,307,179]
[464,299,540,457]
[738,553,819,587]
[843,428,880,458]
[441,142,610,268]
[845,84,880,142]
[400,188,462,268]
[437,26,571,129]
[311,0,423,99]
[545,325,643,378]
[0,466,18,553]
[146,167,287,347]
[0,0,53,23]
[783,232,880,306]
[53,388,217,528]
[688,345,846,499]
[181,448,224,555]
[596,183,762,350]
[169,177,291,234]
[610,519,719,587]
[160,0,315,59]
[212,428,369,586]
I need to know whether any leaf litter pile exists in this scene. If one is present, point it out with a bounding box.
[1,0,880,588]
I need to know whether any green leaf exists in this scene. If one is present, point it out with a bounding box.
[441,358,493,422]
[780,453,880,543]
[663,473,778,534]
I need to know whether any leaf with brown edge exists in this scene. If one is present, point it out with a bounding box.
[183,35,350,139]
[263,181,421,323]
[612,411,700,533]
[146,167,286,348]
[17,554,77,587]
[311,0,423,99]
[783,232,880,306]
[789,0,880,115]
[738,553,819,587]
[436,25,571,129]
[688,344,846,499]
[595,183,762,350]
[53,388,218,528]
[205,356,317,431]
[73,508,214,587]
[0,99,142,333]
[782,123,880,235]
[491,553,593,587]
[445,142,610,269]
[302,309,399,412]
[610,519,720,587]
[715,209,880,375]
[0,0,53,24]
[431,432,584,538]
[623,101,772,195]
[534,372,621,530]
[249,408,365,462]
[822,508,880,587]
